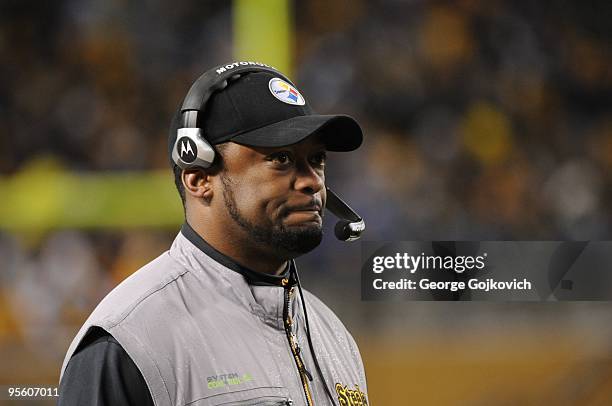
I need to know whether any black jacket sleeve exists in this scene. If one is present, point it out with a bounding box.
[58,327,154,406]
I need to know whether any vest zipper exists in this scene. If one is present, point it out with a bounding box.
[283,280,314,406]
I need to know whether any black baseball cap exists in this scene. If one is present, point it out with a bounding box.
[168,70,362,163]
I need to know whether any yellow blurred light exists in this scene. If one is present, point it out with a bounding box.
[234,0,292,75]
[462,102,514,165]
[0,157,183,232]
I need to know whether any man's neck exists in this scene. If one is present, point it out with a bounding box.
[188,220,288,276]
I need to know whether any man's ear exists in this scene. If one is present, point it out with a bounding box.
[182,168,214,201]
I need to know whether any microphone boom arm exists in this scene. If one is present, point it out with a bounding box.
[325,187,365,242]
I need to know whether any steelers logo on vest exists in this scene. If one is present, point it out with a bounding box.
[177,137,197,163]
[268,78,306,106]
[335,382,368,406]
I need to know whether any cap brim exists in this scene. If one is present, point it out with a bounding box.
[229,114,363,152]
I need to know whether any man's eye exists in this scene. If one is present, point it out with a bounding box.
[270,152,292,165]
[311,151,327,166]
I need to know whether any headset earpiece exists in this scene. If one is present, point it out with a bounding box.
[171,128,216,169]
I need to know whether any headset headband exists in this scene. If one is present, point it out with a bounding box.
[180,64,295,128]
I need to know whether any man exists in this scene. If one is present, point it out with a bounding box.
[58,62,369,405]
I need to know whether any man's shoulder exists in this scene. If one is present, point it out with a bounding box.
[60,250,192,380]
[89,250,190,328]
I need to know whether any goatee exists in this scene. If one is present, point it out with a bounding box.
[220,173,323,256]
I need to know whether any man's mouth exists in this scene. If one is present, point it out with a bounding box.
[283,202,323,225]
[288,204,322,214]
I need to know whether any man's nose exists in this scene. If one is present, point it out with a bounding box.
[294,162,324,194]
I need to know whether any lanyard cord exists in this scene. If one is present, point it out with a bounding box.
[291,260,337,405]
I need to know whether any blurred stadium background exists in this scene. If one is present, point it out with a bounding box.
[1,0,611,404]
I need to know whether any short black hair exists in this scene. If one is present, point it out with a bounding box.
[173,164,186,205]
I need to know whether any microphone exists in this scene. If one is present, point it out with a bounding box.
[325,187,365,241]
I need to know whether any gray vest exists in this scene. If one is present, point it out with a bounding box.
[60,231,368,406]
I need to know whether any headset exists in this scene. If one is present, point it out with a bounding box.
[172,63,365,241]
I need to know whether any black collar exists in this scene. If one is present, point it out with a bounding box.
[180,223,294,287]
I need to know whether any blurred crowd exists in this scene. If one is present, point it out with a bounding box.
[295,0,611,241]
[0,0,611,385]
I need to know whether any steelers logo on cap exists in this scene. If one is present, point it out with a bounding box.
[268,78,306,106]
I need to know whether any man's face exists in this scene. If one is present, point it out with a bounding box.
[215,135,327,258]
